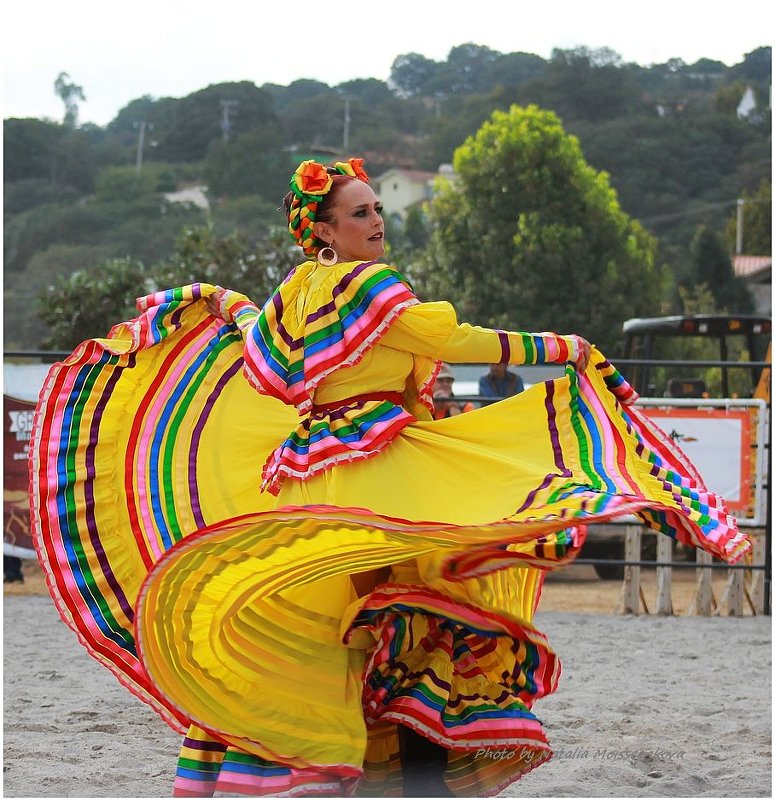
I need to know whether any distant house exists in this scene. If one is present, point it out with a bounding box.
[372,165,456,222]
[737,86,757,120]
[733,255,772,315]
[164,185,209,210]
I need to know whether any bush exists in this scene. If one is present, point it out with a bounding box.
[36,258,151,350]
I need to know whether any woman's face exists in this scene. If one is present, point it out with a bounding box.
[315,180,385,263]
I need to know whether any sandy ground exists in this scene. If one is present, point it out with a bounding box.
[3,562,772,798]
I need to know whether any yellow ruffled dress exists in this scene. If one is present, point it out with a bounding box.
[29,260,749,797]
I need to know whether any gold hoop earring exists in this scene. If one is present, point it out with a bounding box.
[317,246,338,267]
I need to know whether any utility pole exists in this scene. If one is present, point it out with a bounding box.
[134,121,153,172]
[221,100,239,141]
[343,97,351,154]
[735,198,745,254]
[434,92,446,118]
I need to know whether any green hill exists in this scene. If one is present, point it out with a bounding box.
[4,44,771,349]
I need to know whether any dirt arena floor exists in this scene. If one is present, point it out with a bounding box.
[5,556,770,798]
[5,562,770,799]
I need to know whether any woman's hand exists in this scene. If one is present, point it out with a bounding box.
[573,335,592,373]
[205,287,233,323]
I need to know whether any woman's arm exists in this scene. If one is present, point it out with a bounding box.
[440,322,590,372]
[380,301,591,371]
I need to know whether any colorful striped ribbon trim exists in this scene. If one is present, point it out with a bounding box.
[242,261,418,414]
[231,261,426,492]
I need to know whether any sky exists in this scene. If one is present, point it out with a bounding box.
[3,0,771,127]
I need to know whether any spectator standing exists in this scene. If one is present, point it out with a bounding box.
[433,363,475,419]
[479,363,524,405]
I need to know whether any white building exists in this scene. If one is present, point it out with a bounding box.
[736,86,757,120]
[372,165,456,222]
[163,185,210,210]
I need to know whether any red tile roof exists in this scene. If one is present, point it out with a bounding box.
[733,255,772,280]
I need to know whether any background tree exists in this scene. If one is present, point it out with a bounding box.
[4,164,207,348]
[209,195,280,241]
[334,79,429,159]
[432,43,501,94]
[540,47,643,121]
[684,225,754,312]
[54,72,85,128]
[478,51,546,90]
[729,46,773,84]
[153,225,295,298]
[149,82,280,163]
[416,104,662,352]
[714,81,749,115]
[724,180,771,255]
[107,94,178,153]
[389,53,441,97]
[422,87,517,170]
[3,118,97,193]
[262,79,332,111]
[4,119,65,183]
[381,206,431,279]
[5,164,206,276]
[36,258,149,350]
[335,78,394,108]
[36,227,301,350]
[277,90,346,149]
[203,124,287,202]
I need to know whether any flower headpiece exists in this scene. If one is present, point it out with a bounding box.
[287,158,370,255]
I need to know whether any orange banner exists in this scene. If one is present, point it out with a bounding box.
[642,406,755,517]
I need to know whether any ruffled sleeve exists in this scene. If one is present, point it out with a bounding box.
[237,261,418,415]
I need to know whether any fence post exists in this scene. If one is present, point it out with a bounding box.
[718,566,745,616]
[688,550,715,615]
[655,536,674,615]
[749,532,765,614]
[621,525,643,614]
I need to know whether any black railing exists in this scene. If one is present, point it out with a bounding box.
[4,351,72,359]
[572,559,766,570]
[614,358,770,368]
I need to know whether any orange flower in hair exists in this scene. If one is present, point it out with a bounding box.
[334,158,369,183]
[290,160,333,200]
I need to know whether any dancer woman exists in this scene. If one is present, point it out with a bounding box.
[30,158,749,798]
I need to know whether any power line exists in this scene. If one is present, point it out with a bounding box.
[640,200,737,225]
[641,197,769,226]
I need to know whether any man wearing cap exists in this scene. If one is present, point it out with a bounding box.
[432,363,476,420]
